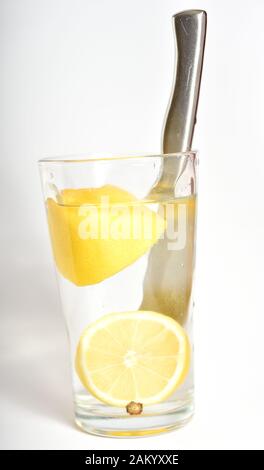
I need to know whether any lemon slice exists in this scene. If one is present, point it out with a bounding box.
[76,311,190,407]
[46,185,165,286]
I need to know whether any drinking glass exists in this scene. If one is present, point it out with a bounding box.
[39,152,197,437]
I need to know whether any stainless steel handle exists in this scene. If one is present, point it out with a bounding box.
[162,10,207,153]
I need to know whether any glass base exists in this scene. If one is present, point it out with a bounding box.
[74,394,194,438]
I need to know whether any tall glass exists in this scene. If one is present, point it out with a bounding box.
[39,152,197,437]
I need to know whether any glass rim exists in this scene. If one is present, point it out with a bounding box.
[38,151,197,165]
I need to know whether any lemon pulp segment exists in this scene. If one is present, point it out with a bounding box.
[46,185,165,286]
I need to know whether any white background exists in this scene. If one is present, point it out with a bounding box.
[1,0,264,450]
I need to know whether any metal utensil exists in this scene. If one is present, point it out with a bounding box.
[149,10,207,196]
[141,10,207,322]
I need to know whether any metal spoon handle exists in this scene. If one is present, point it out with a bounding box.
[162,10,207,153]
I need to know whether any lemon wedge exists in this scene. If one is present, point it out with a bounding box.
[75,310,190,407]
[46,185,165,286]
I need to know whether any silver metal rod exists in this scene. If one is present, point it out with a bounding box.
[162,10,207,153]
